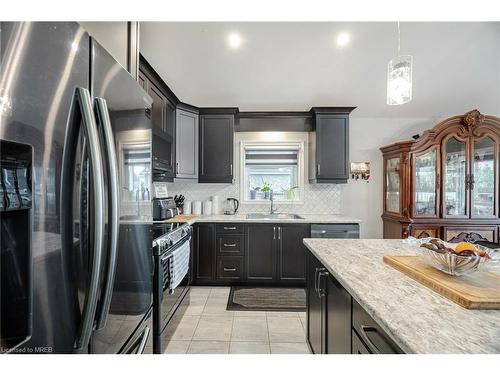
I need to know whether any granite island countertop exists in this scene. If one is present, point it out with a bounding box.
[302,238,500,354]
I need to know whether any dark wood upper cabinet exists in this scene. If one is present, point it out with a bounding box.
[277,224,309,282]
[199,109,236,183]
[193,223,216,283]
[309,107,356,184]
[245,224,276,281]
[139,55,179,181]
[148,82,166,133]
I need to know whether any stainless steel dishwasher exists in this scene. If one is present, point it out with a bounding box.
[310,224,360,238]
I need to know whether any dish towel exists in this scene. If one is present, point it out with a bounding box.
[169,240,190,294]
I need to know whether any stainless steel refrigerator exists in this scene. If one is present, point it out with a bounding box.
[0,22,154,354]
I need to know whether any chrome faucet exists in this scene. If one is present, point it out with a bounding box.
[269,190,278,214]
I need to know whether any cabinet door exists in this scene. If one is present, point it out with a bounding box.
[193,223,216,283]
[411,226,440,239]
[385,157,401,214]
[199,114,234,183]
[413,147,439,217]
[165,100,175,139]
[138,71,147,90]
[306,252,325,354]
[245,224,276,281]
[175,109,198,179]
[147,83,165,133]
[316,115,349,182]
[277,224,309,282]
[326,276,351,354]
[471,136,497,218]
[443,226,497,243]
[443,136,469,218]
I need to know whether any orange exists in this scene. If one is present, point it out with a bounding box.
[454,242,477,254]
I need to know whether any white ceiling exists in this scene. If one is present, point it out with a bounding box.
[140,22,500,118]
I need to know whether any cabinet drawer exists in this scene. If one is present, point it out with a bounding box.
[351,330,370,354]
[352,299,402,354]
[217,235,244,256]
[217,257,244,280]
[216,223,244,234]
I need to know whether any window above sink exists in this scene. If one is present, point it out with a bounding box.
[240,141,305,204]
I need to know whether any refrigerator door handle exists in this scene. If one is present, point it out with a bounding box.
[61,87,105,350]
[93,97,120,330]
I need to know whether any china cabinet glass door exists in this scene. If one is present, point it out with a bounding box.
[385,157,400,213]
[414,149,437,216]
[471,136,496,218]
[443,137,468,217]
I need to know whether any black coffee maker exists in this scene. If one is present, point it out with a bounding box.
[152,197,178,221]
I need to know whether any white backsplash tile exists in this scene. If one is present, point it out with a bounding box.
[167,181,341,214]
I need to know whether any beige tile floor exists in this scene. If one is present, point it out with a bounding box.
[149,286,310,354]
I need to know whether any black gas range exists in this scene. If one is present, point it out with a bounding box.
[152,220,192,354]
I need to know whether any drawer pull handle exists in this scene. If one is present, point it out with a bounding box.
[223,243,237,247]
[223,267,237,272]
[359,325,382,354]
[224,226,237,230]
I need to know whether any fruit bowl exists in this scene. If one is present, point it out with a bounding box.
[409,238,495,276]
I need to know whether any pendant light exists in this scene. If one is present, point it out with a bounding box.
[387,22,413,105]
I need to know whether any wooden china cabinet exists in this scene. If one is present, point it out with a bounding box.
[381,110,500,243]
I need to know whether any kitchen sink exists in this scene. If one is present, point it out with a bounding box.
[120,215,152,221]
[246,213,304,220]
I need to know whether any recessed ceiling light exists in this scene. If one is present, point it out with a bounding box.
[336,32,350,47]
[227,32,243,49]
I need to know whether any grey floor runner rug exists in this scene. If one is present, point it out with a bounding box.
[227,287,306,311]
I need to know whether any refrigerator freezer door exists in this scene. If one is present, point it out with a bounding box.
[0,22,91,353]
[90,38,154,354]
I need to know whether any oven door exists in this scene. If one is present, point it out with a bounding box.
[153,235,191,342]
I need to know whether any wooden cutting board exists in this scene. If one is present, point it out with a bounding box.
[165,215,199,223]
[383,255,500,309]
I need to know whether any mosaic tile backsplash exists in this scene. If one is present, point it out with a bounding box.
[167,181,341,214]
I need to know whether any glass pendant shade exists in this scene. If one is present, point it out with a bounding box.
[387,55,413,105]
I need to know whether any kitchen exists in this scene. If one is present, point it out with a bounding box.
[1,1,500,372]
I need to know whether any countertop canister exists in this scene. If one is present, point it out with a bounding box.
[192,201,202,215]
[211,195,221,215]
[183,200,192,215]
[202,200,212,215]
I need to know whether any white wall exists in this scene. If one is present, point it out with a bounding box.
[340,117,440,238]
[79,22,129,69]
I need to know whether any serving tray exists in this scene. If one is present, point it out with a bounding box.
[383,255,500,309]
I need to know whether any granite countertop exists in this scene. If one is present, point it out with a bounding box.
[164,213,362,225]
[302,238,500,354]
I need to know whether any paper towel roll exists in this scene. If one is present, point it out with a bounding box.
[202,200,212,215]
[211,195,220,214]
[192,201,202,215]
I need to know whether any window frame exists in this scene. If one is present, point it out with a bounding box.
[239,140,305,204]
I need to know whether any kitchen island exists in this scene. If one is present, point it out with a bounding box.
[303,239,500,354]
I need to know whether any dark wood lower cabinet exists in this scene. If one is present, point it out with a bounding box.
[306,250,403,354]
[246,224,276,281]
[193,223,216,283]
[192,222,309,286]
[278,224,309,282]
[306,252,326,354]
[326,275,351,354]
